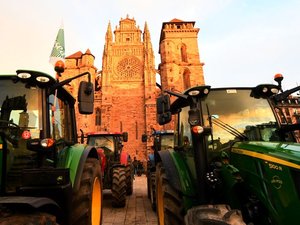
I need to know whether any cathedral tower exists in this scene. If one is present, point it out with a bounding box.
[159,19,205,92]
[101,16,157,159]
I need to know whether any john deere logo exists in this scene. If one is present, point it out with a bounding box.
[271,175,283,189]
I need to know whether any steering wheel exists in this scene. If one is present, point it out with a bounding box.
[0,120,21,146]
[0,120,20,129]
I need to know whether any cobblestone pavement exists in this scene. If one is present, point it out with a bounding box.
[102,174,158,225]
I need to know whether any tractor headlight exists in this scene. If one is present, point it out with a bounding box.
[40,138,55,148]
[185,86,211,98]
[188,90,200,96]
[262,87,268,93]
[192,126,204,134]
[36,76,50,83]
[271,88,279,94]
[17,72,31,79]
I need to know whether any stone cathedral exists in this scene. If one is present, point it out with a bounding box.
[63,16,204,161]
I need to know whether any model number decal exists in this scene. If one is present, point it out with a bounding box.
[266,161,282,171]
[232,148,300,170]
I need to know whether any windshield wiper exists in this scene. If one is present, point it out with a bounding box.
[211,115,248,141]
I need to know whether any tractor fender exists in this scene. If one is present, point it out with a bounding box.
[158,150,195,197]
[120,151,129,166]
[158,150,181,192]
[62,144,98,193]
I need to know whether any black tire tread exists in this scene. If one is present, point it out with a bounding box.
[150,172,156,211]
[71,158,102,225]
[184,204,246,225]
[111,167,127,208]
[125,164,133,195]
[0,212,57,225]
[156,163,184,225]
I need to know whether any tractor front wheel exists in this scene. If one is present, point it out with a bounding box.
[0,211,57,225]
[184,204,246,225]
[125,164,133,195]
[149,172,156,211]
[71,158,102,225]
[156,163,184,225]
[111,167,127,207]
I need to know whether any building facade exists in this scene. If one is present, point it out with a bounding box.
[99,16,158,159]
[63,16,205,161]
[158,18,205,93]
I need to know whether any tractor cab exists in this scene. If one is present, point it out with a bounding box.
[155,82,300,225]
[0,63,103,225]
[86,132,129,172]
[86,131,133,207]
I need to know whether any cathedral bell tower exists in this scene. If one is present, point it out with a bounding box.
[100,15,157,159]
[158,19,205,92]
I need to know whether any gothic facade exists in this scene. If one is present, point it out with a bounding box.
[99,16,158,159]
[63,16,204,161]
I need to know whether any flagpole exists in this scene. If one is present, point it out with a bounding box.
[49,24,65,138]
[49,24,65,67]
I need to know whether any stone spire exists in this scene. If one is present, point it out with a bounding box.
[143,21,154,71]
[105,21,113,43]
[143,22,151,42]
[103,21,113,74]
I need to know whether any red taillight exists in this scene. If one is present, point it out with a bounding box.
[21,130,31,140]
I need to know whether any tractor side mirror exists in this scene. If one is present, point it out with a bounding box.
[157,95,170,114]
[78,81,94,114]
[141,134,147,142]
[123,132,128,142]
[156,95,172,125]
[157,112,172,125]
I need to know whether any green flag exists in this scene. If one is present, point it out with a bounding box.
[49,26,65,66]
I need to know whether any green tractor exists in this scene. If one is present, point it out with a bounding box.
[142,130,174,211]
[85,131,133,208]
[156,81,300,225]
[0,62,102,225]
[270,74,300,143]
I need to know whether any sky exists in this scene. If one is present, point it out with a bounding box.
[1,0,300,90]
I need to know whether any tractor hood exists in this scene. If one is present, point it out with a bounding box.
[232,141,300,170]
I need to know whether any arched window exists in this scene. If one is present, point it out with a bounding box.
[95,75,101,91]
[95,108,101,126]
[181,44,188,62]
[183,68,191,90]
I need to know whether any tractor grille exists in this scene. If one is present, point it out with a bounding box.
[6,153,38,192]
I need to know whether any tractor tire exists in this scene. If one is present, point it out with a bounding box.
[184,204,246,225]
[125,164,133,195]
[156,163,184,225]
[146,161,151,199]
[147,173,151,199]
[71,158,102,225]
[111,167,127,208]
[0,211,57,225]
[149,172,156,211]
